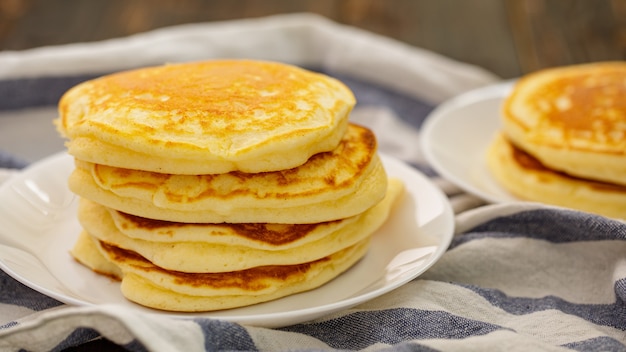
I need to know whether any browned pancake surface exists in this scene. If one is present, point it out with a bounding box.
[117,211,332,246]
[510,140,626,194]
[57,60,355,174]
[501,62,626,186]
[504,62,626,151]
[486,133,626,220]
[69,123,388,223]
[99,241,326,291]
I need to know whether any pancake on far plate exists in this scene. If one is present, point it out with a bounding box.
[487,133,626,220]
[56,59,355,174]
[68,123,388,224]
[501,61,626,186]
[487,61,626,220]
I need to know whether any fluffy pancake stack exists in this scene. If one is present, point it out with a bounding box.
[56,60,402,312]
[487,62,626,220]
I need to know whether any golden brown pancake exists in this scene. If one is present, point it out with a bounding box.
[71,229,122,279]
[502,62,626,186]
[59,59,400,312]
[487,133,626,220]
[72,231,371,312]
[68,124,388,224]
[56,60,355,174]
[76,179,403,273]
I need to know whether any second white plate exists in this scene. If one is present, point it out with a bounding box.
[420,81,518,204]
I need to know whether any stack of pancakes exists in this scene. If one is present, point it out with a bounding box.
[56,60,403,312]
[487,62,626,220]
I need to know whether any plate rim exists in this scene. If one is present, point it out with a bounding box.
[419,80,517,204]
[0,151,454,327]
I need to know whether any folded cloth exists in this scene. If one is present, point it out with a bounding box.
[0,13,624,352]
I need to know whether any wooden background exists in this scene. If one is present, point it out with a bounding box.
[0,0,625,78]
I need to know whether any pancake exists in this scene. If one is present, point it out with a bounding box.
[487,133,626,220]
[56,60,355,174]
[502,62,626,186]
[72,232,371,312]
[71,229,122,279]
[76,178,403,273]
[68,124,388,224]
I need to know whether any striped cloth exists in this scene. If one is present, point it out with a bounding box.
[0,14,625,352]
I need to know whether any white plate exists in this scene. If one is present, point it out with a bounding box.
[421,80,518,204]
[0,152,454,328]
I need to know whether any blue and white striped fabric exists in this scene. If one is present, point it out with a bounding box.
[0,14,624,352]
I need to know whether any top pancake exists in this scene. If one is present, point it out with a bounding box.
[56,60,355,174]
[502,62,626,185]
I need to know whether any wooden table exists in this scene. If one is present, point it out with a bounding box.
[0,0,624,78]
